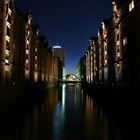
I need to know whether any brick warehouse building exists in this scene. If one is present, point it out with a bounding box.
[0,0,60,85]
[78,0,140,86]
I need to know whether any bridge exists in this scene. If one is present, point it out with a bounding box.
[59,74,82,83]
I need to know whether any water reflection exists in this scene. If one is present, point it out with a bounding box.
[0,83,122,140]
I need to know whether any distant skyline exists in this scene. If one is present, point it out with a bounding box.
[15,0,113,74]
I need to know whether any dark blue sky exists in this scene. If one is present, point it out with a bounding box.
[15,0,113,74]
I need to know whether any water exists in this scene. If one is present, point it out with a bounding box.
[0,83,122,140]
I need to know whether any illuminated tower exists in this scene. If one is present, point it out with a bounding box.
[52,45,65,80]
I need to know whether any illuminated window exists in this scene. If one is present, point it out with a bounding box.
[35,48,37,52]
[8,8,12,15]
[28,18,31,25]
[28,31,30,36]
[26,59,29,64]
[7,21,11,28]
[5,59,9,64]
[26,70,29,75]
[35,56,37,60]
[117,41,120,45]
[123,37,127,46]
[35,64,37,68]
[6,49,10,56]
[6,35,10,42]
[26,49,29,54]
[117,52,120,57]
[26,40,29,45]
[129,0,134,12]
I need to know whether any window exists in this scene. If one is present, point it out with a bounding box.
[123,37,127,46]
[129,0,134,12]
[5,59,9,64]
[26,49,29,54]
[6,35,10,42]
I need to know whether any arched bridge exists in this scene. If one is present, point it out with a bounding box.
[60,74,81,83]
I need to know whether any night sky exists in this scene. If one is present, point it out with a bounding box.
[15,0,113,74]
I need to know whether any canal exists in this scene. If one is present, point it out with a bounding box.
[0,83,123,140]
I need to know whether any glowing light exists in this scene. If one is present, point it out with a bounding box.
[26,59,29,64]
[7,21,10,28]
[6,49,10,56]
[123,37,127,46]
[8,8,12,15]
[62,84,66,107]
[34,72,38,82]
[5,59,9,64]
[53,46,61,48]
[26,70,29,75]
[129,0,134,12]
[6,35,10,42]
[26,49,29,54]
[26,40,29,45]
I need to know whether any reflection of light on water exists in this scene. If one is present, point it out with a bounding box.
[86,94,93,111]
[52,84,66,140]
[62,84,66,108]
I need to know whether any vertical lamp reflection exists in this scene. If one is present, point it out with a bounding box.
[52,84,66,140]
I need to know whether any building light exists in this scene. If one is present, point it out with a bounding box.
[26,49,29,54]
[8,8,12,15]
[26,40,29,45]
[6,35,10,42]
[105,60,107,64]
[26,59,29,64]
[6,49,10,56]
[35,48,37,52]
[123,37,127,46]
[28,31,30,36]
[28,19,31,25]
[129,0,135,12]
[5,59,9,64]
[7,21,11,28]
[26,70,29,75]
[117,41,120,45]
[117,63,120,67]
[117,52,120,57]
[35,56,37,60]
